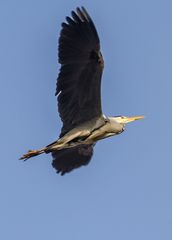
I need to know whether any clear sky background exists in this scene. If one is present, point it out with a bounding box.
[1,0,172,239]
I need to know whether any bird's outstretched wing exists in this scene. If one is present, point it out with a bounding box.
[56,7,104,137]
[52,145,94,175]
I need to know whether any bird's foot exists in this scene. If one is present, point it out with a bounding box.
[19,149,42,161]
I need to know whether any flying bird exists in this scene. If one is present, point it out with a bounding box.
[20,7,144,175]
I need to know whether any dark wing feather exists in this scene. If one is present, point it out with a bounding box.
[56,7,104,137]
[52,144,94,175]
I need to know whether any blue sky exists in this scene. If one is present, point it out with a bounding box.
[1,0,172,239]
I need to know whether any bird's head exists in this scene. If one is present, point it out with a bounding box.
[114,115,144,125]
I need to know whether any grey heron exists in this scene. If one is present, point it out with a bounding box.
[20,7,144,175]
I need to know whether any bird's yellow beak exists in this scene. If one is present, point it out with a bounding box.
[125,115,145,123]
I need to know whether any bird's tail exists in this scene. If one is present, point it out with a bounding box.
[19,147,46,161]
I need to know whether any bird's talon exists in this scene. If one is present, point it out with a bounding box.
[19,150,39,160]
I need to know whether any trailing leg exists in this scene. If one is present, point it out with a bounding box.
[19,148,46,160]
